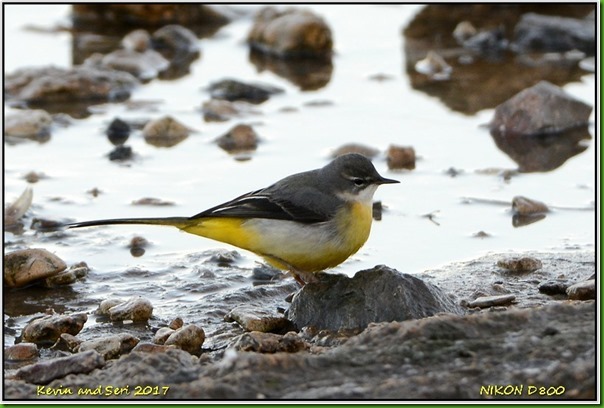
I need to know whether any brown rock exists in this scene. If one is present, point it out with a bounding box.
[164,324,205,354]
[566,279,595,300]
[131,343,177,353]
[5,343,39,361]
[4,109,52,140]
[21,313,88,345]
[490,81,592,136]
[142,116,191,147]
[108,297,154,322]
[248,7,333,58]
[78,334,140,360]
[14,349,104,385]
[497,256,543,272]
[512,196,549,215]
[4,248,67,288]
[216,124,259,153]
[387,145,416,170]
[225,306,292,333]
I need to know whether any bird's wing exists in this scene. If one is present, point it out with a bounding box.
[189,188,331,223]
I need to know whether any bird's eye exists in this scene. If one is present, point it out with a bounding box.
[351,177,365,187]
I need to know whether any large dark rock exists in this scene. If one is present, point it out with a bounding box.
[13,350,105,385]
[287,265,464,331]
[513,12,595,54]
[489,81,592,136]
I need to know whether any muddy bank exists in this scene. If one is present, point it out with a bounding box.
[4,250,596,401]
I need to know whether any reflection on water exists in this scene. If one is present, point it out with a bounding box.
[490,125,591,173]
[402,4,594,115]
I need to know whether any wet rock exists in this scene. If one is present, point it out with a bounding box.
[132,343,177,353]
[288,265,464,331]
[225,306,292,333]
[21,313,88,345]
[72,4,229,31]
[566,279,595,300]
[107,297,154,322]
[201,99,259,122]
[4,66,138,106]
[512,196,549,215]
[109,145,133,161]
[122,29,151,52]
[164,324,205,355]
[51,333,82,353]
[5,343,39,361]
[14,349,105,385]
[216,124,259,153]
[208,79,284,104]
[248,7,333,58]
[153,327,175,344]
[4,248,67,288]
[331,143,379,159]
[231,331,309,353]
[4,187,33,230]
[387,145,416,170]
[4,109,53,141]
[538,280,570,296]
[497,256,542,272]
[128,236,149,257]
[92,49,169,81]
[248,50,334,91]
[3,301,595,399]
[78,334,140,360]
[151,25,199,56]
[142,115,191,147]
[24,171,47,183]
[489,81,592,136]
[97,298,124,316]
[466,294,516,308]
[461,27,508,55]
[513,13,595,54]
[414,50,452,80]
[169,317,184,330]
[43,263,89,287]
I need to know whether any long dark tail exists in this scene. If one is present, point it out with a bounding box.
[67,217,192,229]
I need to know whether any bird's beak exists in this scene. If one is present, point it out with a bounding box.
[376,176,400,185]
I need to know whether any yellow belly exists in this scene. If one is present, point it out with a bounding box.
[179,202,373,273]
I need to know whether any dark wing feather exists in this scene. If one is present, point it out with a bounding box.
[189,188,329,223]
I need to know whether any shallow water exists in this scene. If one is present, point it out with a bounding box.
[3,5,596,348]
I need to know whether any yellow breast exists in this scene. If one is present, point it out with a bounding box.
[177,201,374,273]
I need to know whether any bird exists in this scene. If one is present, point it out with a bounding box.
[68,153,399,285]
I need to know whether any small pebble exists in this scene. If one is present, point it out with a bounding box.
[467,294,516,308]
[153,327,175,345]
[109,145,133,161]
[169,317,184,330]
[216,124,259,153]
[512,196,549,215]
[142,115,191,147]
[106,117,131,146]
[225,306,292,333]
[131,197,175,206]
[129,236,149,257]
[108,297,153,322]
[497,256,542,272]
[387,145,416,170]
[164,324,205,355]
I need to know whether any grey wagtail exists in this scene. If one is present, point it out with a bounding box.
[68,153,399,285]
